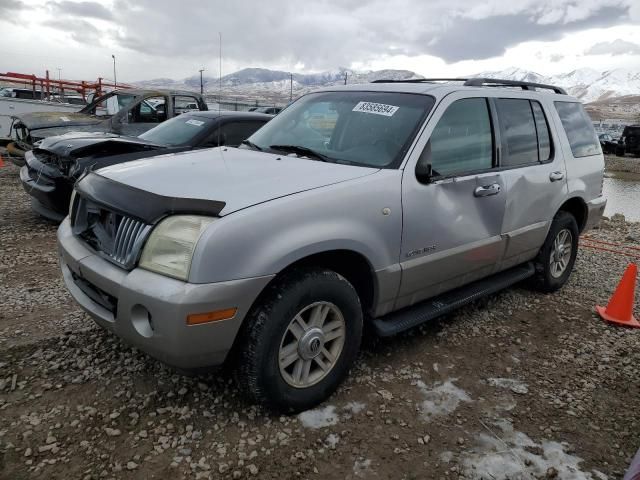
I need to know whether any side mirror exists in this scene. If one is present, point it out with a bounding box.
[416,162,433,184]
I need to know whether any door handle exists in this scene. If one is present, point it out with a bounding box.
[474,183,501,197]
[549,171,565,182]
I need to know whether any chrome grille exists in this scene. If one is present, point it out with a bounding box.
[112,216,149,266]
[73,194,151,269]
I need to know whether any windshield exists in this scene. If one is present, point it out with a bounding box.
[247,91,434,168]
[138,114,215,146]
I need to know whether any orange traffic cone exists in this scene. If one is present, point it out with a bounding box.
[596,263,639,328]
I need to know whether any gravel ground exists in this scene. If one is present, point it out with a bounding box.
[1,159,640,480]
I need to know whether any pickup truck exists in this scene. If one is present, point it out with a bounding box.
[3,88,207,166]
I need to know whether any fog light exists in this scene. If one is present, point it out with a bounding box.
[187,308,237,326]
[131,304,154,338]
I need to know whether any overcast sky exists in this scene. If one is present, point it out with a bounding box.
[0,0,639,82]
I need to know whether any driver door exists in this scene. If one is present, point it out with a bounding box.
[116,95,168,136]
[396,94,506,309]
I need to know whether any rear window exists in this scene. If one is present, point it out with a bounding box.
[554,101,600,157]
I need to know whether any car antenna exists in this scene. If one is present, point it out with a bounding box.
[217,31,222,150]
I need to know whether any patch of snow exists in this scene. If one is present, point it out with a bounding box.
[343,401,366,415]
[297,406,338,429]
[433,362,439,372]
[416,379,471,420]
[325,433,340,448]
[487,377,529,395]
[462,419,598,480]
[353,458,372,477]
[440,451,454,463]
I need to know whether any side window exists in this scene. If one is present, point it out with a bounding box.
[418,97,493,177]
[174,95,200,115]
[495,99,538,166]
[554,101,600,157]
[531,101,552,162]
[127,96,167,124]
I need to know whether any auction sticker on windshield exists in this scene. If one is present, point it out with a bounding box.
[352,101,399,117]
[185,119,205,127]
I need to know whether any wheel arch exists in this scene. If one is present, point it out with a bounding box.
[557,196,588,232]
[225,248,378,368]
[262,249,378,317]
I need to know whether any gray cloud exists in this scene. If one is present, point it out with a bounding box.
[48,1,114,21]
[37,0,639,72]
[421,6,630,62]
[0,0,26,16]
[44,18,104,44]
[586,38,640,56]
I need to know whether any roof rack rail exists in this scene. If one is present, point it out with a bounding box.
[371,78,464,84]
[371,77,567,94]
[463,78,566,94]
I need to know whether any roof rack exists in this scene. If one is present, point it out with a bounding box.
[371,77,567,94]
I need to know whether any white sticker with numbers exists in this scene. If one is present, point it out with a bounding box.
[352,101,399,117]
[185,119,205,127]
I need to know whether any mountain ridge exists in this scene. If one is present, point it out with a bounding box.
[135,66,640,104]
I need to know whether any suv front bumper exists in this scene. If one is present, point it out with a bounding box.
[57,218,273,369]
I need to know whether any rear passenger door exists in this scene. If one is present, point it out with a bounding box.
[397,94,506,309]
[494,97,567,269]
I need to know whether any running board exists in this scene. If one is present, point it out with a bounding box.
[373,263,535,337]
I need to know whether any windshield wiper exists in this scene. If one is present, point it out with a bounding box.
[268,144,331,162]
[241,139,263,151]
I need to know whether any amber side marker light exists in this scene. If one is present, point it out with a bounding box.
[187,308,238,326]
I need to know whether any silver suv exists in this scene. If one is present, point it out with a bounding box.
[57,78,606,411]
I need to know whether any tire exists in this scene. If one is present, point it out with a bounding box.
[616,148,625,157]
[235,268,363,412]
[531,211,579,293]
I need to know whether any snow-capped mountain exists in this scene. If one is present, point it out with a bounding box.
[136,66,639,105]
[136,67,423,102]
[475,67,640,103]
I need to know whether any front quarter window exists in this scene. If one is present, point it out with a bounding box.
[246,91,434,168]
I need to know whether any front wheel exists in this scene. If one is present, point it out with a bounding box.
[531,211,579,293]
[235,268,363,412]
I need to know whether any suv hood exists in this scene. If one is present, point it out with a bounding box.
[13,112,106,131]
[97,147,378,215]
[39,131,163,158]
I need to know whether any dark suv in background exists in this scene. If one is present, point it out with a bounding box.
[617,125,640,157]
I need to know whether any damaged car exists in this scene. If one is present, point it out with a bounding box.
[3,88,208,165]
[20,111,272,221]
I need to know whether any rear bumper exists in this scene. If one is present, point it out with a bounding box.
[57,218,274,369]
[584,196,607,231]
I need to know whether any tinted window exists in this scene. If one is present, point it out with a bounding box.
[554,101,600,157]
[139,114,216,146]
[248,91,434,168]
[531,101,552,161]
[419,98,493,176]
[213,121,268,146]
[496,99,538,166]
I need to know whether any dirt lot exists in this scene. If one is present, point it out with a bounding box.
[1,160,640,480]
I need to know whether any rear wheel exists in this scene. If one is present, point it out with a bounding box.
[236,268,363,412]
[532,211,579,292]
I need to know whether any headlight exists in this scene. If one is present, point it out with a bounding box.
[139,215,214,281]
